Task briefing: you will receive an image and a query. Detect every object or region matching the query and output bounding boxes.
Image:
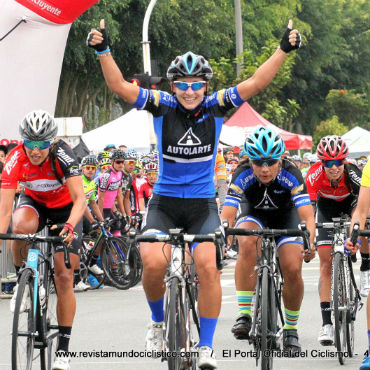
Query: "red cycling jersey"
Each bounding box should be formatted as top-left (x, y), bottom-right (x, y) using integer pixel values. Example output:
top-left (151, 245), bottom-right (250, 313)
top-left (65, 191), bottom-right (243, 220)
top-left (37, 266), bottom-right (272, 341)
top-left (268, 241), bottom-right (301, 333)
top-left (138, 182), bottom-right (154, 208)
top-left (305, 161), bottom-right (362, 202)
top-left (1, 141), bottom-right (80, 208)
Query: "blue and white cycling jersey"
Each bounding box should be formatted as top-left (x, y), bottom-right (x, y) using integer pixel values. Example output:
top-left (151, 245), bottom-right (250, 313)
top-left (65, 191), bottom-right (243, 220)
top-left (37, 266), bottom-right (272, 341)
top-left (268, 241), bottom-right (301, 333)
top-left (133, 86), bottom-right (244, 198)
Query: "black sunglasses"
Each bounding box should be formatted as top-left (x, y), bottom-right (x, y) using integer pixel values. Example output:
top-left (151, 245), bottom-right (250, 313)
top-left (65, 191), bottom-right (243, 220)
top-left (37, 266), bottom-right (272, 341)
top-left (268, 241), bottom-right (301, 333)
top-left (251, 159), bottom-right (279, 167)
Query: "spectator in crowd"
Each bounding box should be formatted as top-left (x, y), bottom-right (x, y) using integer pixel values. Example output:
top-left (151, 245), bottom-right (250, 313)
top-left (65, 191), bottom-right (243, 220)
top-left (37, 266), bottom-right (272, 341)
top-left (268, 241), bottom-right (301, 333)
top-left (215, 148), bottom-right (228, 212)
top-left (119, 144), bottom-right (128, 152)
top-left (224, 149), bottom-right (234, 162)
top-left (103, 144), bottom-right (116, 152)
top-left (6, 143), bottom-right (18, 157)
top-left (0, 145), bottom-right (7, 163)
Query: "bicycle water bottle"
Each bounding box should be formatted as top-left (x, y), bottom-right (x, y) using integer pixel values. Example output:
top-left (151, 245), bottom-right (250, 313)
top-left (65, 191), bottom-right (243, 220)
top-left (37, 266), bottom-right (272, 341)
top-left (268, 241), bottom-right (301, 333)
top-left (85, 241), bottom-right (94, 251)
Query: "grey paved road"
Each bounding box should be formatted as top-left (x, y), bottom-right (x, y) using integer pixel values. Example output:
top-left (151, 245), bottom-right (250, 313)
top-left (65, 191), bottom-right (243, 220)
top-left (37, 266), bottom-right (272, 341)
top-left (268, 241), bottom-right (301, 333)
top-left (0, 257), bottom-right (367, 370)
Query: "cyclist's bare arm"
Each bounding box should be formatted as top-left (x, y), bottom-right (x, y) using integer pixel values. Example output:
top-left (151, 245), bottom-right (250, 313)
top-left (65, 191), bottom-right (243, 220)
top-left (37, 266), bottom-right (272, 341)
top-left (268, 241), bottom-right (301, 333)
top-left (89, 199), bottom-right (104, 222)
top-left (65, 176), bottom-right (87, 228)
top-left (84, 206), bottom-right (95, 223)
top-left (220, 205), bottom-right (238, 246)
top-left (116, 187), bottom-right (126, 215)
top-left (98, 191), bottom-right (106, 214)
top-left (297, 203), bottom-right (316, 258)
top-left (138, 198), bottom-right (145, 213)
top-left (89, 19), bottom-right (139, 104)
top-left (237, 20), bottom-right (299, 101)
top-left (348, 186), bottom-right (370, 251)
top-left (0, 188), bottom-right (16, 233)
top-left (351, 186), bottom-right (370, 230)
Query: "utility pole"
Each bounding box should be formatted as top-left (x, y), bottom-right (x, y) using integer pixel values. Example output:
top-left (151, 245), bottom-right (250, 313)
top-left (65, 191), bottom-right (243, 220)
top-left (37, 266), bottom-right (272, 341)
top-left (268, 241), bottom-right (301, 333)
top-left (142, 0), bottom-right (158, 149)
top-left (234, 0), bottom-right (243, 78)
top-left (142, 0), bottom-right (158, 74)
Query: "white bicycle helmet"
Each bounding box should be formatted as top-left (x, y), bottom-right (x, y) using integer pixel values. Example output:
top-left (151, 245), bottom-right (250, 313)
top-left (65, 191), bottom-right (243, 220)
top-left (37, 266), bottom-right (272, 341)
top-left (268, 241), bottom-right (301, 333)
top-left (19, 110), bottom-right (58, 141)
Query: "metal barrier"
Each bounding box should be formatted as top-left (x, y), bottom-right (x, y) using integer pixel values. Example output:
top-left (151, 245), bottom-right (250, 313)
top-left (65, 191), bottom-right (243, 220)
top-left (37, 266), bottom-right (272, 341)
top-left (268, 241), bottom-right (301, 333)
top-left (1, 240), bottom-right (15, 278)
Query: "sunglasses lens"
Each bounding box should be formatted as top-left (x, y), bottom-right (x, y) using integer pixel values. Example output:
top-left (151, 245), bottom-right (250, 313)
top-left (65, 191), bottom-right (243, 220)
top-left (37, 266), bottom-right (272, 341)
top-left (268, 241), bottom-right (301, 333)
top-left (323, 160), bottom-right (343, 168)
top-left (24, 140), bottom-right (51, 150)
top-left (191, 82), bottom-right (205, 91)
top-left (174, 82), bottom-right (188, 91)
top-left (252, 159), bottom-right (278, 167)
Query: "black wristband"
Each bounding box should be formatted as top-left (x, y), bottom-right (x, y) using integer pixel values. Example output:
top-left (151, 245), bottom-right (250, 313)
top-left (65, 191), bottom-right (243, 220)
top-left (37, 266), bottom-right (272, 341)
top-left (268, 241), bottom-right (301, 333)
top-left (279, 28), bottom-right (301, 53)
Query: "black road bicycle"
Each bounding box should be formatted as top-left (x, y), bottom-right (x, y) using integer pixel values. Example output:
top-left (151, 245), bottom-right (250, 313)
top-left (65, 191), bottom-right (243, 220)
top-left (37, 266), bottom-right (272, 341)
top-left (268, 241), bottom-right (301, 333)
top-left (225, 222), bottom-right (310, 370)
top-left (130, 228), bottom-right (224, 370)
top-left (82, 219), bottom-right (142, 290)
top-left (317, 218), bottom-right (362, 365)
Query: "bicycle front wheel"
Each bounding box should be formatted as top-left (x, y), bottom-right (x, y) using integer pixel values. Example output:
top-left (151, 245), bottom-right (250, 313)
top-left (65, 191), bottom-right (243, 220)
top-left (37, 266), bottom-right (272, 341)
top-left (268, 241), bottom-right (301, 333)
top-left (101, 237), bottom-right (133, 290)
top-left (166, 277), bottom-right (187, 370)
top-left (12, 269), bottom-right (36, 370)
top-left (345, 262), bottom-right (355, 358)
top-left (332, 252), bottom-right (348, 364)
top-left (261, 267), bottom-right (274, 370)
top-left (40, 265), bottom-right (58, 370)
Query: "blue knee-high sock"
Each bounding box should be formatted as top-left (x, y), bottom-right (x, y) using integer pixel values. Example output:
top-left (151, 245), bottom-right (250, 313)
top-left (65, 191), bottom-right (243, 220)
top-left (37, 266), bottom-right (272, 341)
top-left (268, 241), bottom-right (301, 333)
top-left (199, 317), bottom-right (218, 349)
top-left (368, 330), bottom-right (370, 354)
top-left (147, 297), bottom-right (164, 322)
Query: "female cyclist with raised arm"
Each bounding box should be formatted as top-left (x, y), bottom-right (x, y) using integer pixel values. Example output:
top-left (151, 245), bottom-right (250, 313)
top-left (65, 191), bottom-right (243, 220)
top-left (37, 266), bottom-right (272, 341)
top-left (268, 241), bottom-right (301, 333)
top-left (87, 18), bottom-right (301, 369)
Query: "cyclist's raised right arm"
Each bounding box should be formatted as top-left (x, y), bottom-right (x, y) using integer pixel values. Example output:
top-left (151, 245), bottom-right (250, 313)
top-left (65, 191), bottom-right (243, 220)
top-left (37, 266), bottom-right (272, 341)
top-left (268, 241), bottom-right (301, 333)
top-left (88, 19), bottom-right (139, 105)
top-left (0, 188), bottom-right (16, 233)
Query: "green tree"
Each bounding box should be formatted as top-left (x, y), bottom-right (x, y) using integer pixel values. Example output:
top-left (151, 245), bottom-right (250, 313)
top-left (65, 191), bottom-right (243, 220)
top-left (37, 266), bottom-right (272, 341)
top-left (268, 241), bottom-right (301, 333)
top-left (326, 89), bottom-right (369, 128)
top-left (313, 115), bottom-right (348, 147)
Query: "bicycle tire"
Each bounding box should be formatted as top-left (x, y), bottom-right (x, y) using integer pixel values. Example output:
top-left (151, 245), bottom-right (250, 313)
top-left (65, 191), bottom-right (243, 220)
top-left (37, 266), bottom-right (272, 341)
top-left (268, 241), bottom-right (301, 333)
top-left (345, 267), bottom-right (355, 357)
top-left (167, 277), bottom-right (187, 370)
top-left (81, 236), bottom-right (105, 290)
top-left (333, 252), bottom-right (348, 364)
top-left (101, 237), bottom-right (133, 290)
top-left (42, 264), bottom-right (58, 370)
top-left (261, 267), bottom-right (274, 370)
top-left (12, 269), bottom-right (36, 370)
top-left (129, 244), bottom-right (143, 288)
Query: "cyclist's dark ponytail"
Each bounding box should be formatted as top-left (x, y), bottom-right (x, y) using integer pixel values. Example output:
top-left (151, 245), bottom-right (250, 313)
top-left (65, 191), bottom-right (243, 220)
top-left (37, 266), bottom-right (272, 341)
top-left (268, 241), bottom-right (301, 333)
top-left (343, 162), bottom-right (353, 195)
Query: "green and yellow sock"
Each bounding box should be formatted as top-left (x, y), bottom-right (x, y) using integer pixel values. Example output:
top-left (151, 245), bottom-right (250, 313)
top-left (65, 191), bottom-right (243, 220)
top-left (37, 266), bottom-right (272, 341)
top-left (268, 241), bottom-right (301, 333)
top-left (283, 308), bottom-right (300, 330)
top-left (236, 290), bottom-right (253, 318)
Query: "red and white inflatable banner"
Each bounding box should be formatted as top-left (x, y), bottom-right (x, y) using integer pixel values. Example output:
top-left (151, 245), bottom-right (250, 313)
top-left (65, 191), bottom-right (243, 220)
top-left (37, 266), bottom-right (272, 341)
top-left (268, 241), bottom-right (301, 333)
top-left (15, 0), bottom-right (98, 24)
top-left (0, 0), bottom-right (97, 143)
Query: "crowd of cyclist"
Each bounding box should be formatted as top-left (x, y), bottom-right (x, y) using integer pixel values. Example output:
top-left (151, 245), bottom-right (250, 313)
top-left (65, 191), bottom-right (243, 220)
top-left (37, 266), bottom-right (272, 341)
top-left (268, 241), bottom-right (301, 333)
top-left (1, 17), bottom-right (370, 370)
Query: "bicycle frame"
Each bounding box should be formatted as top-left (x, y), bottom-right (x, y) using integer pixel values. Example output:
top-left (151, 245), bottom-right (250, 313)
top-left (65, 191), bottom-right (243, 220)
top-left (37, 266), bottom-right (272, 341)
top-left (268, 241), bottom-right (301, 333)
top-left (250, 236), bottom-right (284, 344)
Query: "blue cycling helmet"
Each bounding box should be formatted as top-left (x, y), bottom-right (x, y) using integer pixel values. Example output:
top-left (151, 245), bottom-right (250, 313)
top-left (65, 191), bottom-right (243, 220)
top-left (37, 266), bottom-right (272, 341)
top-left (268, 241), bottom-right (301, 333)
top-left (244, 126), bottom-right (285, 160)
top-left (167, 51), bottom-right (213, 81)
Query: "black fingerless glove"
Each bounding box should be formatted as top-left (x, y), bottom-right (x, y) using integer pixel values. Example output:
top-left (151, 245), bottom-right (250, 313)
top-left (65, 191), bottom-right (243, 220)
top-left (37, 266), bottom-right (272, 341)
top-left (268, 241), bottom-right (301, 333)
top-left (279, 27), bottom-right (301, 53)
top-left (87, 27), bottom-right (110, 53)
top-left (91, 221), bottom-right (100, 230)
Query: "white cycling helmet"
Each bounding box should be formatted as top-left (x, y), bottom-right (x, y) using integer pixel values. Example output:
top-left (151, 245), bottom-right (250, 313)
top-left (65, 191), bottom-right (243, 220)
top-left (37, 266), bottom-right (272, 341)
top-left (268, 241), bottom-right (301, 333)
top-left (19, 110), bottom-right (58, 141)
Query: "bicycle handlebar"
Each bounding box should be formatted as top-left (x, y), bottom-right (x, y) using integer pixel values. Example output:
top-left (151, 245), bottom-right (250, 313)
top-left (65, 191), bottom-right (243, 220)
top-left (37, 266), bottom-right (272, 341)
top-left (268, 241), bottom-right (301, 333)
top-left (224, 221), bottom-right (311, 259)
top-left (0, 233), bottom-right (71, 268)
top-left (130, 228), bottom-right (225, 270)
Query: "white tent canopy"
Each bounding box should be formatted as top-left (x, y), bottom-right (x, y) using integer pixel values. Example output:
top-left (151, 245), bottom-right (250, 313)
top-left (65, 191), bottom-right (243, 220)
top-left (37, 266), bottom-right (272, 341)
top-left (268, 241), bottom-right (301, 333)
top-left (82, 109), bottom-right (155, 152)
top-left (342, 126), bottom-right (370, 158)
